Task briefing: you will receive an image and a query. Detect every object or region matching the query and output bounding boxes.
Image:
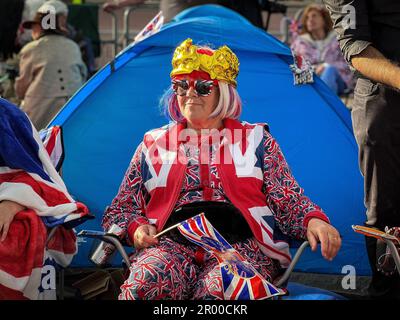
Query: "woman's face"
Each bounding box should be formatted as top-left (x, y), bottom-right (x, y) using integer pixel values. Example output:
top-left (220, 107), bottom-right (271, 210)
top-left (174, 74), bottom-right (220, 129)
top-left (306, 9), bottom-right (325, 34)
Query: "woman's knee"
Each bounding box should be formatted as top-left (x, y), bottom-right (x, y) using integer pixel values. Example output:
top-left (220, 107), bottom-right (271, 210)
top-left (119, 243), bottom-right (195, 300)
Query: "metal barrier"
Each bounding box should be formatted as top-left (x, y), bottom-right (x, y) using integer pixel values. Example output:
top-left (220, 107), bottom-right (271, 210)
top-left (123, 1), bottom-right (160, 48)
top-left (102, 11), bottom-right (119, 57)
top-left (99, 1), bottom-right (313, 64)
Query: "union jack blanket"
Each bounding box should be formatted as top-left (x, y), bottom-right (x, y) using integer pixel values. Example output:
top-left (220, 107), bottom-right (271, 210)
top-left (0, 98), bottom-right (90, 299)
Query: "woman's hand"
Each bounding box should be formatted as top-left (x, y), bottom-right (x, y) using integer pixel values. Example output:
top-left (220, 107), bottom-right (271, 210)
top-left (133, 224), bottom-right (159, 250)
top-left (306, 218), bottom-right (341, 261)
top-left (0, 200), bottom-right (25, 242)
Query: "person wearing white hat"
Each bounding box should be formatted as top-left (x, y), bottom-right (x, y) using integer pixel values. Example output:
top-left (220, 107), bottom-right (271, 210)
top-left (15, 0), bottom-right (87, 130)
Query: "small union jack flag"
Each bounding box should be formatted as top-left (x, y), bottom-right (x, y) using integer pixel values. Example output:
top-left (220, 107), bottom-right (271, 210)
top-left (289, 50), bottom-right (314, 85)
top-left (177, 213), bottom-right (286, 300)
top-left (134, 11), bottom-right (164, 43)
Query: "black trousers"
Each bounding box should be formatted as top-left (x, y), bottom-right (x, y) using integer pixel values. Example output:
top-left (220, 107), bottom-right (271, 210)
top-left (352, 78), bottom-right (400, 298)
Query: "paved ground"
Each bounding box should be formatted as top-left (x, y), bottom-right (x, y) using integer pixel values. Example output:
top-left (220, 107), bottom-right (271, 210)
top-left (290, 272), bottom-right (371, 300)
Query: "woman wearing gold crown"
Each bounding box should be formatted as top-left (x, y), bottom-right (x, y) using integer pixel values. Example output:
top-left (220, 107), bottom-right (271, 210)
top-left (102, 38), bottom-right (341, 300)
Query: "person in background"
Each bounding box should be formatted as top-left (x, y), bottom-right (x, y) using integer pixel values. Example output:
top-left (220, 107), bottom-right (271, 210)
top-left (19, 0), bottom-right (47, 47)
top-left (290, 4), bottom-right (353, 95)
top-left (15, 0), bottom-right (87, 130)
top-left (0, 97), bottom-right (90, 300)
top-left (323, 0), bottom-right (400, 299)
top-left (19, 0), bottom-right (96, 76)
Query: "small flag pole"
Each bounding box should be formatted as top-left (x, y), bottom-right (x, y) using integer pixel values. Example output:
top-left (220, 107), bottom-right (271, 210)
top-left (153, 222), bottom-right (181, 238)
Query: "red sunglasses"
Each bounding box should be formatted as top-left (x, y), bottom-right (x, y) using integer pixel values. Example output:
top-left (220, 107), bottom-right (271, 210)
top-left (172, 79), bottom-right (218, 97)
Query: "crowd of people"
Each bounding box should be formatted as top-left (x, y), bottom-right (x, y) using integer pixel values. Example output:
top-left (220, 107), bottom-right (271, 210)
top-left (0, 0), bottom-right (94, 130)
top-left (0, 0), bottom-right (399, 301)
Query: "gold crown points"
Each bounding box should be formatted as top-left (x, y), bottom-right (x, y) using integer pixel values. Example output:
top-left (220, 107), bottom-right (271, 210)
top-left (170, 38), bottom-right (239, 86)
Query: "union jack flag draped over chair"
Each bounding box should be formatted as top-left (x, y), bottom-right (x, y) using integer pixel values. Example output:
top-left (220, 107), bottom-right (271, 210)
top-left (0, 98), bottom-right (90, 299)
top-left (177, 213), bottom-right (286, 300)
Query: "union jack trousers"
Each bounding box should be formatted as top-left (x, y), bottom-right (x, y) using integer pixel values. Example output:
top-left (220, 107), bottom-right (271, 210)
top-left (119, 237), bottom-right (282, 300)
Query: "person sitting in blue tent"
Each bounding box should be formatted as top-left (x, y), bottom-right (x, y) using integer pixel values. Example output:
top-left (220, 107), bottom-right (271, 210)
top-left (102, 38), bottom-right (342, 300)
top-left (0, 97), bottom-right (90, 299)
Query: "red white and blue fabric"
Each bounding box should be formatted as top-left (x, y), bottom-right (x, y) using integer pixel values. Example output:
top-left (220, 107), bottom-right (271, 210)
top-left (39, 126), bottom-right (64, 173)
top-left (119, 237), bottom-right (281, 300)
top-left (134, 11), bottom-right (164, 43)
top-left (0, 98), bottom-right (89, 299)
top-left (177, 213), bottom-right (285, 300)
top-left (136, 119), bottom-right (328, 267)
top-left (103, 118), bottom-right (330, 270)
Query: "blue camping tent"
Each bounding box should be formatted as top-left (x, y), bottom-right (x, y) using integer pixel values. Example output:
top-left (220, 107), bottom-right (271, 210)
top-left (50, 5), bottom-right (369, 276)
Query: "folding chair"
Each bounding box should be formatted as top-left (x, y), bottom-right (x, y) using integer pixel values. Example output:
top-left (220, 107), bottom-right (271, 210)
top-left (77, 229), bottom-right (345, 300)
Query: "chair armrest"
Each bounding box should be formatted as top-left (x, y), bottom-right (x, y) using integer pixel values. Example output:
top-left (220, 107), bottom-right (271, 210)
top-left (274, 241), bottom-right (309, 287)
top-left (78, 230), bottom-right (132, 267)
top-left (383, 239), bottom-right (400, 274)
top-left (45, 214), bottom-right (95, 247)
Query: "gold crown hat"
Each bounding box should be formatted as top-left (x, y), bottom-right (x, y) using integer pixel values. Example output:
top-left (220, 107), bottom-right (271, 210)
top-left (170, 38), bottom-right (240, 87)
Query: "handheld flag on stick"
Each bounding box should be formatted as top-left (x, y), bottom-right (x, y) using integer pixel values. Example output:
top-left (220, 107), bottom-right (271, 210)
top-left (134, 11), bottom-right (164, 43)
top-left (177, 213), bottom-right (286, 300)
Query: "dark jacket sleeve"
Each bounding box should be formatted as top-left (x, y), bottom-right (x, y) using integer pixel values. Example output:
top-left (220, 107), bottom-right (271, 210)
top-left (323, 0), bottom-right (372, 66)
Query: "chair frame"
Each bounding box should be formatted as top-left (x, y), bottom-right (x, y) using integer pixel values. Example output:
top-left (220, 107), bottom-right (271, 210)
top-left (382, 239), bottom-right (400, 276)
top-left (78, 230), bottom-right (311, 291)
